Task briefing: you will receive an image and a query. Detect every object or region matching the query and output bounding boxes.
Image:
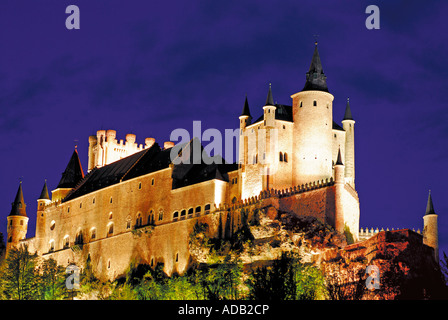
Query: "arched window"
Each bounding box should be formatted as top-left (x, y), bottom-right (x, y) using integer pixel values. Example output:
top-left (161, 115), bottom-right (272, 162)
top-left (188, 208), bottom-right (193, 217)
top-left (284, 153), bottom-right (288, 163)
top-left (136, 212), bottom-right (143, 227)
top-left (49, 240), bottom-right (55, 252)
top-left (204, 204), bottom-right (211, 214)
top-left (195, 206), bottom-right (201, 216)
top-left (173, 211), bottom-right (179, 221)
top-left (108, 223), bottom-right (114, 235)
top-left (180, 210), bottom-right (186, 220)
top-left (91, 228), bottom-right (96, 240)
top-left (279, 152), bottom-right (283, 162)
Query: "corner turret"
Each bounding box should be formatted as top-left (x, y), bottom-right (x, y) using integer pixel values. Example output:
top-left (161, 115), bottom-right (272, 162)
top-left (263, 84), bottom-right (276, 127)
top-left (341, 97), bottom-right (355, 188)
top-left (6, 182), bottom-right (29, 251)
top-left (423, 190), bottom-right (439, 263)
top-left (52, 148), bottom-right (84, 202)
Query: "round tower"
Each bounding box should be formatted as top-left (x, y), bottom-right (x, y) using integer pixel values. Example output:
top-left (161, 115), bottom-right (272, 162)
top-left (6, 182), bottom-right (29, 251)
top-left (341, 98), bottom-right (355, 188)
top-left (423, 190), bottom-right (439, 263)
top-left (239, 95), bottom-right (252, 166)
top-left (333, 148), bottom-right (345, 234)
top-left (292, 42), bottom-right (334, 185)
top-left (88, 135), bottom-right (98, 172)
top-left (36, 180), bottom-right (51, 252)
top-left (263, 84), bottom-right (276, 128)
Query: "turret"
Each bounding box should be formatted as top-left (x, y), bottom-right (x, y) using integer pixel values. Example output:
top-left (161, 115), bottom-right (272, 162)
top-left (423, 191), bottom-right (439, 263)
top-left (36, 180), bottom-right (51, 253)
top-left (263, 84), bottom-right (276, 128)
top-left (6, 182), bottom-right (29, 251)
top-left (334, 148), bottom-right (345, 234)
top-left (292, 42), bottom-right (334, 185)
top-left (342, 98), bottom-right (355, 188)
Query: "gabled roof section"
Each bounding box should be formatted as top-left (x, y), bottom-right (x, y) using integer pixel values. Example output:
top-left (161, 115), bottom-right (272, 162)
top-left (332, 121), bottom-right (344, 131)
top-left (63, 146), bottom-right (155, 202)
top-left (57, 149), bottom-right (85, 189)
top-left (302, 42), bottom-right (329, 93)
top-left (9, 182), bottom-right (27, 217)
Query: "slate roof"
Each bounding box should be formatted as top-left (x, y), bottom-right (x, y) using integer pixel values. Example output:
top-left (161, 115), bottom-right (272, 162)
top-left (57, 149), bottom-right (85, 189)
top-left (62, 140), bottom-right (237, 202)
top-left (302, 43), bottom-right (329, 93)
top-left (9, 182), bottom-right (27, 217)
top-left (38, 181), bottom-right (50, 200)
top-left (425, 191), bottom-right (436, 215)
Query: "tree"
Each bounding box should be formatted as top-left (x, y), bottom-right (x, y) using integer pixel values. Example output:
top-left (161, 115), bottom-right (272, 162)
top-left (0, 244), bottom-right (39, 300)
top-left (37, 258), bottom-right (67, 299)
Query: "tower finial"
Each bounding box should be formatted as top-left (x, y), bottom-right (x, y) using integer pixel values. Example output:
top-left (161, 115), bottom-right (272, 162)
top-left (265, 83), bottom-right (274, 106)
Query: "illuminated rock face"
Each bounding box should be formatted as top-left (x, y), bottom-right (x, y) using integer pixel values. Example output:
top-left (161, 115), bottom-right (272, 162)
top-left (7, 44), bottom-right (363, 281)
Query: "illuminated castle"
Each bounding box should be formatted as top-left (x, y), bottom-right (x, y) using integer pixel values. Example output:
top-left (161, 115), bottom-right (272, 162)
top-left (5, 43), bottom-right (438, 279)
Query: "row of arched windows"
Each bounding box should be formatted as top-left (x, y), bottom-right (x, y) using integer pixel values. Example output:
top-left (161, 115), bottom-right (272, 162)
top-left (172, 204), bottom-right (211, 221)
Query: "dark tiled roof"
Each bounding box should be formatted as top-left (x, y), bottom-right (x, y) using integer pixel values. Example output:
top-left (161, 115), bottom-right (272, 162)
top-left (57, 149), bottom-right (85, 189)
top-left (38, 181), bottom-right (50, 200)
top-left (241, 95), bottom-right (251, 117)
top-left (9, 182), bottom-right (27, 217)
top-left (332, 121), bottom-right (344, 131)
top-left (302, 43), bottom-right (329, 93)
top-left (343, 98), bottom-right (354, 120)
top-left (425, 191), bottom-right (436, 215)
top-left (265, 84), bottom-right (274, 106)
top-left (62, 140), bottom-right (236, 202)
top-left (253, 104), bottom-right (293, 124)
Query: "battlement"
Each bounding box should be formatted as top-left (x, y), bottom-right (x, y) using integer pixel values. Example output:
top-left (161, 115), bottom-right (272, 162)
top-left (88, 130), bottom-right (156, 171)
top-left (359, 227), bottom-right (422, 242)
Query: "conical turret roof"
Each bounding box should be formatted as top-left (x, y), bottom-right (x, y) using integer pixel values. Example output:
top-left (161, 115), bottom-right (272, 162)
top-left (9, 182), bottom-right (27, 217)
top-left (38, 180), bottom-right (50, 200)
top-left (343, 98), bottom-right (354, 120)
top-left (335, 147), bottom-right (344, 165)
top-left (57, 148), bottom-right (85, 189)
top-left (240, 95), bottom-right (251, 117)
top-left (302, 42), bottom-right (329, 93)
top-left (425, 191), bottom-right (436, 215)
top-left (265, 83), bottom-right (275, 106)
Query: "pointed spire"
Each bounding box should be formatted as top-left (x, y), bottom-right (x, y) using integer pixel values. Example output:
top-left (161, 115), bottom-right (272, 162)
top-left (240, 94), bottom-right (252, 117)
top-left (302, 42), bottom-right (329, 93)
top-left (9, 181), bottom-right (27, 217)
top-left (343, 97), bottom-right (354, 120)
top-left (265, 83), bottom-right (275, 106)
top-left (425, 190), bottom-right (436, 215)
top-left (38, 180), bottom-right (50, 200)
top-left (335, 147), bottom-right (343, 165)
top-left (57, 148), bottom-right (85, 189)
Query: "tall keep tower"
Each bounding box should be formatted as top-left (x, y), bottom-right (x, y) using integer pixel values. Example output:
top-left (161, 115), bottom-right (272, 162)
top-left (292, 42), bottom-right (334, 185)
top-left (6, 182), bottom-right (29, 251)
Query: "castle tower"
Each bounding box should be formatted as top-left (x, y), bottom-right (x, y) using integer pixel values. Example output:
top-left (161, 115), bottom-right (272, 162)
top-left (291, 42), bottom-right (334, 185)
top-left (36, 181), bottom-right (51, 252)
top-left (52, 147), bottom-right (85, 202)
top-left (423, 191), bottom-right (439, 263)
top-left (263, 84), bottom-right (276, 128)
top-left (342, 98), bottom-right (355, 188)
top-left (238, 95), bottom-right (252, 166)
top-left (333, 148), bottom-right (345, 234)
top-left (6, 182), bottom-right (29, 251)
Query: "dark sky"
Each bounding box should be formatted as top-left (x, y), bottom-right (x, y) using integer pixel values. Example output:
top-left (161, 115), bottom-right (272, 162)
top-left (1, 1), bottom-right (447, 260)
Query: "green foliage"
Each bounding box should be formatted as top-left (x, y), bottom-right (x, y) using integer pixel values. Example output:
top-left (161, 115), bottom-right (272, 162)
top-left (344, 225), bottom-right (355, 245)
top-left (246, 252), bottom-right (327, 300)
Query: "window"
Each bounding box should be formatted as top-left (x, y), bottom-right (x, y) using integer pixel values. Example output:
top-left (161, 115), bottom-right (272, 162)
top-left (151, 178), bottom-right (155, 186)
top-left (126, 220), bottom-right (131, 229)
top-left (173, 211), bottom-right (179, 221)
top-left (75, 232), bottom-right (83, 245)
top-left (63, 236), bottom-right (70, 248)
top-left (188, 208), bottom-right (193, 217)
top-left (79, 202), bottom-right (82, 209)
top-left (107, 260), bottom-right (111, 269)
top-left (204, 204), bottom-right (211, 214)
top-left (195, 206), bottom-right (201, 216)
top-left (175, 253), bottom-right (179, 263)
top-left (110, 197), bottom-right (113, 204)
top-left (313, 100), bottom-right (317, 106)
top-left (50, 220), bottom-right (56, 231)
top-left (109, 212), bottom-right (113, 220)
top-left (49, 240), bottom-right (55, 252)
top-left (279, 152), bottom-right (283, 162)
top-left (158, 209), bottom-right (163, 221)
top-left (93, 197), bottom-right (96, 204)
top-left (299, 101), bottom-right (302, 108)
top-left (148, 212), bottom-right (154, 225)
top-left (67, 206), bottom-right (70, 213)
top-left (136, 213), bottom-right (143, 227)
top-left (20, 220), bottom-right (23, 226)
top-left (180, 210), bottom-right (186, 219)
top-left (284, 153), bottom-right (288, 163)
top-left (91, 228), bottom-right (96, 240)
top-left (138, 182), bottom-right (142, 190)
top-left (108, 223), bottom-right (114, 235)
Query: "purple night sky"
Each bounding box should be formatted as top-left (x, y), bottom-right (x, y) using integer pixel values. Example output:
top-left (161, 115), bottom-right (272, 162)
top-left (0, 1), bottom-right (447, 259)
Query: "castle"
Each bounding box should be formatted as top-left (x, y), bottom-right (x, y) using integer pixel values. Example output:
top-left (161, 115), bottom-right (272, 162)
top-left (5, 43), bottom-right (439, 280)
